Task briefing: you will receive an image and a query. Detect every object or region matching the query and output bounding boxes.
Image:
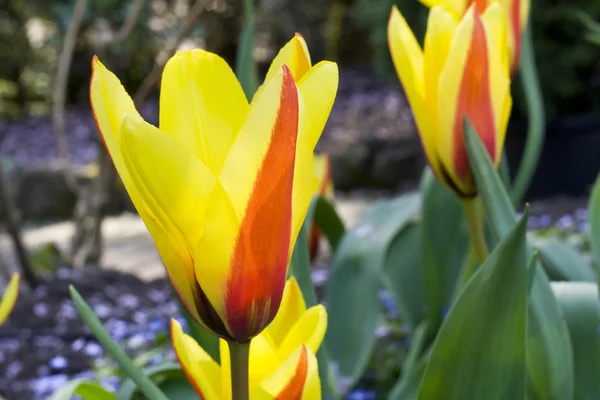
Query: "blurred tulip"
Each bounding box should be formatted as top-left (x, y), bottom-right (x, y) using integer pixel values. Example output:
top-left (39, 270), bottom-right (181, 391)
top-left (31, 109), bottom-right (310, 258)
top-left (90, 38), bottom-right (337, 342)
top-left (172, 277), bottom-right (326, 399)
top-left (419, 0), bottom-right (529, 71)
top-left (388, 4), bottom-right (512, 197)
top-left (0, 273), bottom-right (19, 326)
top-left (309, 154), bottom-right (334, 260)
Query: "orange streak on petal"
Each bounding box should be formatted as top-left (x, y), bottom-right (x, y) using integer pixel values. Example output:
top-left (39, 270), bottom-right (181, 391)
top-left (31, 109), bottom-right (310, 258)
top-left (275, 346), bottom-right (309, 400)
top-left (225, 66), bottom-right (299, 341)
top-left (452, 11), bottom-right (496, 184)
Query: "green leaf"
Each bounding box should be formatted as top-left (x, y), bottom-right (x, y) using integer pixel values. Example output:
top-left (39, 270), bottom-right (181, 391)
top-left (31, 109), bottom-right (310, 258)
top-left (417, 210), bottom-right (529, 400)
top-left (384, 221), bottom-right (426, 333)
top-left (534, 237), bottom-right (596, 282)
top-left (117, 364), bottom-right (189, 400)
top-left (388, 323), bottom-right (429, 400)
top-left (588, 174), bottom-right (600, 280)
top-left (50, 379), bottom-right (115, 400)
top-left (325, 193), bottom-right (421, 386)
top-left (551, 282), bottom-right (600, 400)
top-left (311, 196), bottom-right (346, 254)
top-left (464, 121), bottom-right (574, 400)
top-left (69, 286), bottom-right (170, 400)
top-left (420, 168), bottom-right (468, 332)
top-left (235, 0), bottom-right (258, 100)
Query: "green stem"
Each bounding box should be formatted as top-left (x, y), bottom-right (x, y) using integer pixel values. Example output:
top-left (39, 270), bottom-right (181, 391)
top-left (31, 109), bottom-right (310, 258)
top-left (462, 197), bottom-right (488, 285)
top-left (228, 341), bottom-right (251, 400)
top-left (510, 24), bottom-right (546, 205)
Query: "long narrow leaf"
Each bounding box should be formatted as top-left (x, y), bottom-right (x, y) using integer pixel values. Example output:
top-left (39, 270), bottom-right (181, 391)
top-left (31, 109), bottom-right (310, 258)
top-left (70, 286), bottom-right (170, 400)
top-left (50, 379), bottom-right (115, 400)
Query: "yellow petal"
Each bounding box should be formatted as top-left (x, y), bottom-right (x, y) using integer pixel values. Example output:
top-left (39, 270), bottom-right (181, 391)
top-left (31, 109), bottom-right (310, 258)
top-left (277, 305), bottom-right (328, 360)
top-left (89, 57), bottom-right (143, 208)
top-left (253, 346), bottom-right (320, 400)
top-left (119, 116), bottom-right (216, 253)
top-left (313, 154), bottom-right (334, 198)
top-left (171, 319), bottom-right (221, 400)
top-left (436, 6), bottom-right (475, 189)
top-left (159, 50), bottom-right (249, 174)
top-left (0, 273), bottom-right (19, 326)
top-left (264, 34), bottom-right (312, 84)
top-left (265, 277), bottom-right (307, 348)
top-left (481, 2), bottom-right (512, 164)
top-left (387, 6), bottom-right (441, 177)
top-left (423, 6), bottom-right (458, 148)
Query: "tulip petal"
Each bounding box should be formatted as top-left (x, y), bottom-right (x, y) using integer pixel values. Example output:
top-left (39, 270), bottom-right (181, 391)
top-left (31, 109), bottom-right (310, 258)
top-left (119, 116), bottom-right (215, 252)
top-left (90, 58), bottom-right (208, 328)
top-left (265, 277), bottom-right (307, 348)
top-left (89, 57), bottom-right (143, 206)
top-left (196, 66), bottom-right (299, 341)
top-left (438, 7), bottom-right (496, 196)
top-left (264, 34), bottom-right (312, 84)
top-left (159, 50), bottom-right (249, 174)
top-left (482, 3), bottom-right (512, 162)
top-left (314, 154), bottom-right (334, 198)
top-left (253, 345), bottom-right (320, 400)
top-left (0, 273), bottom-right (19, 326)
top-left (388, 7), bottom-right (441, 178)
top-left (277, 305), bottom-right (327, 360)
top-left (171, 319), bottom-right (221, 400)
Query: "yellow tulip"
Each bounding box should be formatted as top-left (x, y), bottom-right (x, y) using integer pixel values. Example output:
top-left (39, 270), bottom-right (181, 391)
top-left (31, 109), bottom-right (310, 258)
top-left (89, 36), bottom-right (338, 342)
top-left (171, 277), bottom-right (326, 399)
top-left (419, 0), bottom-right (530, 71)
top-left (0, 273), bottom-right (19, 326)
top-left (309, 154), bottom-right (333, 260)
top-left (388, 3), bottom-right (512, 197)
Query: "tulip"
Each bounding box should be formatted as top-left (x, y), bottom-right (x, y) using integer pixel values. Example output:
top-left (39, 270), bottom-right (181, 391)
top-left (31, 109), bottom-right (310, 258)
top-left (388, 3), bottom-right (512, 197)
top-left (419, 0), bottom-right (529, 71)
top-left (0, 273), bottom-right (19, 326)
top-left (90, 38), bottom-right (337, 342)
top-left (171, 277), bottom-right (326, 399)
top-left (309, 154), bottom-right (334, 260)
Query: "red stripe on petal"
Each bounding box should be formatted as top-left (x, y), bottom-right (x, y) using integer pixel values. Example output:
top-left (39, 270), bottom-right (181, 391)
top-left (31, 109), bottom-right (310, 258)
top-left (452, 11), bottom-right (496, 187)
top-left (276, 346), bottom-right (309, 400)
top-left (225, 66), bottom-right (299, 341)
top-left (510, 0), bottom-right (522, 70)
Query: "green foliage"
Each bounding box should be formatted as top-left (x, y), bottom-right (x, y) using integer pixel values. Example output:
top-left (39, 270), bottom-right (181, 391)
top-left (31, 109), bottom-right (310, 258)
top-left (417, 210), bottom-right (529, 400)
top-left (325, 193), bottom-right (420, 387)
top-left (49, 379), bottom-right (116, 400)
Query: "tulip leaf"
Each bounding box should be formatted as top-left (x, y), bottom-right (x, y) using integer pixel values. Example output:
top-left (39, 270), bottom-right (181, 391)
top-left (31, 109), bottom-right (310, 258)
top-left (236, 0), bottom-right (258, 100)
top-left (550, 282), bottom-right (600, 400)
top-left (388, 323), bottom-right (429, 400)
top-left (50, 379), bottom-right (115, 400)
top-left (383, 221), bottom-right (426, 333)
top-left (420, 168), bottom-right (468, 333)
top-left (325, 193), bottom-right (421, 387)
top-left (117, 363), bottom-right (190, 400)
top-left (464, 120), bottom-right (574, 399)
top-left (417, 210), bottom-right (529, 400)
top-left (588, 174), bottom-right (600, 280)
top-left (533, 237), bottom-right (596, 282)
top-left (311, 196), bottom-right (345, 254)
top-left (69, 286), bottom-right (170, 400)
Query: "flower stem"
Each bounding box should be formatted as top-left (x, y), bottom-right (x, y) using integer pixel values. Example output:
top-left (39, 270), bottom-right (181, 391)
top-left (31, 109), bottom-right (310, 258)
top-left (462, 197), bottom-right (488, 286)
top-left (228, 340), bottom-right (251, 400)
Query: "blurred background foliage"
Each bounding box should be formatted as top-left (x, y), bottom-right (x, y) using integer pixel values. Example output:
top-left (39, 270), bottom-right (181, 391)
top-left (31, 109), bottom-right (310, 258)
top-left (0, 0), bottom-right (599, 119)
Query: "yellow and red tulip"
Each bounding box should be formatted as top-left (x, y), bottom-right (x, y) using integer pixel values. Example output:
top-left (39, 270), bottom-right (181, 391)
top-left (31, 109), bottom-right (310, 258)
top-left (309, 154), bottom-right (334, 260)
top-left (0, 273), bottom-right (19, 326)
top-left (388, 3), bottom-right (512, 197)
top-left (171, 277), bottom-right (326, 399)
top-left (419, 0), bottom-right (530, 71)
top-left (90, 37), bottom-right (337, 342)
